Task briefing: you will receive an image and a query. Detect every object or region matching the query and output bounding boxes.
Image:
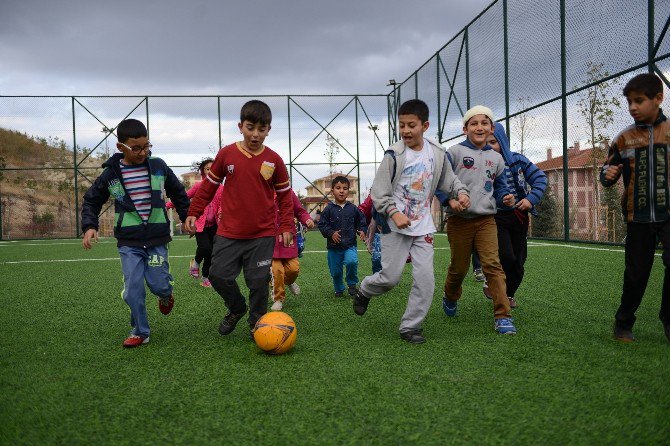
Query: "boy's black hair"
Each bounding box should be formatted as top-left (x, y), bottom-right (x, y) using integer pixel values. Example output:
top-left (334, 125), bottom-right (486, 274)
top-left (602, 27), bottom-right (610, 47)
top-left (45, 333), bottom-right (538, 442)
top-left (198, 158), bottom-right (214, 176)
top-left (240, 100), bottom-right (272, 125)
top-left (398, 99), bottom-right (429, 123)
top-left (117, 119), bottom-right (147, 143)
top-left (331, 175), bottom-right (350, 188)
top-left (623, 73), bottom-right (663, 99)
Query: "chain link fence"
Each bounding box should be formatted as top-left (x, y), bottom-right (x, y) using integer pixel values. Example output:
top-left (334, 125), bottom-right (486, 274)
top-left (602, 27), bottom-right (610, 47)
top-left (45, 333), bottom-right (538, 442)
top-left (391, 0), bottom-right (669, 243)
top-left (1, 0), bottom-right (668, 242)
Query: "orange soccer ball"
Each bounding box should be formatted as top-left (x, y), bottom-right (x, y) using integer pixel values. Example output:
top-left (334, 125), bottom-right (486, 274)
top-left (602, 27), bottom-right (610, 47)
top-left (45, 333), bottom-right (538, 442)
top-left (253, 311), bottom-right (297, 354)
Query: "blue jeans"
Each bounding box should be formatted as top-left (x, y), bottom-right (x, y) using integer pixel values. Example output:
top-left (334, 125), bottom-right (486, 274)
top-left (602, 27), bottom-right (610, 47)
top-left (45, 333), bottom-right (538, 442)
top-left (371, 233), bottom-right (382, 274)
top-left (118, 244), bottom-right (173, 338)
top-left (327, 246), bottom-right (359, 293)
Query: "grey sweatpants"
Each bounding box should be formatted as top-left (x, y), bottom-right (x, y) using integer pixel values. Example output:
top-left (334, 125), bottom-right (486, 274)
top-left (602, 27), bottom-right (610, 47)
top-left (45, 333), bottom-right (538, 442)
top-left (359, 230), bottom-right (435, 333)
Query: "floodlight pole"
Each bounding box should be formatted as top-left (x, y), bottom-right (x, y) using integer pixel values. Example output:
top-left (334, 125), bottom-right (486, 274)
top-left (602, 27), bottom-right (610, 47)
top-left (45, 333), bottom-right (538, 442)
top-left (368, 124), bottom-right (379, 172)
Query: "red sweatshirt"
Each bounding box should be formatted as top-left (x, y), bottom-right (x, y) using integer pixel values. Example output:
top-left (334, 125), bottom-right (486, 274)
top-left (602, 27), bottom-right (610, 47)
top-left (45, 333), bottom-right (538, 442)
top-left (188, 142), bottom-right (293, 239)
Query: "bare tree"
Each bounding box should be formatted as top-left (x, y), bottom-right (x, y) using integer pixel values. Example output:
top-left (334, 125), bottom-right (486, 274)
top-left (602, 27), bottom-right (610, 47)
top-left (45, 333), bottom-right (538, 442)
top-left (324, 134), bottom-right (340, 176)
top-left (576, 62), bottom-right (621, 239)
top-left (512, 96), bottom-right (536, 156)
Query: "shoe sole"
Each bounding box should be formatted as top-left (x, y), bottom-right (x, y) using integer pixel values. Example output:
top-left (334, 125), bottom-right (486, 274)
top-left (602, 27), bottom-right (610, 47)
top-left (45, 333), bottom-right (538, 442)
top-left (123, 337), bottom-right (149, 348)
top-left (614, 336), bottom-right (635, 343)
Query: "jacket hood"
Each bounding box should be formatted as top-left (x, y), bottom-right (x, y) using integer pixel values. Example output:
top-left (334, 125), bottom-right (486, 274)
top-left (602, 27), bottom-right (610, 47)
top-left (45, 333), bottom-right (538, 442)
top-left (460, 138), bottom-right (494, 152)
top-left (388, 137), bottom-right (444, 156)
top-left (493, 122), bottom-right (513, 167)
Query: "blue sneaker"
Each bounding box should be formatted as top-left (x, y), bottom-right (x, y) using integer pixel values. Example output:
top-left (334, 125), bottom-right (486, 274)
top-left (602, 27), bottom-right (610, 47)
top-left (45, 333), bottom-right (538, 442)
top-left (442, 296), bottom-right (457, 317)
top-left (494, 318), bottom-right (517, 335)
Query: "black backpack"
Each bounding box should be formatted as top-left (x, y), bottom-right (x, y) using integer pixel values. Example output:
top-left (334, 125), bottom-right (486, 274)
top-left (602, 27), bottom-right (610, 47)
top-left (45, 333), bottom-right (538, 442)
top-left (371, 150), bottom-right (397, 234)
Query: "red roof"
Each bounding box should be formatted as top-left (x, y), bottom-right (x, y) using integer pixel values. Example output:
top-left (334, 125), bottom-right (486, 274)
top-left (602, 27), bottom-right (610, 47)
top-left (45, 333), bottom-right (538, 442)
top-left (536, 147), bottom-right (607, 172)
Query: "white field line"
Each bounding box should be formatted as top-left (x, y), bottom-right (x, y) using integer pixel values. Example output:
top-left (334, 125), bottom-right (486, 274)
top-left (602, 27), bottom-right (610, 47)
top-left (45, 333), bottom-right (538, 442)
top-left (0, 241), bottom-right (660, 265)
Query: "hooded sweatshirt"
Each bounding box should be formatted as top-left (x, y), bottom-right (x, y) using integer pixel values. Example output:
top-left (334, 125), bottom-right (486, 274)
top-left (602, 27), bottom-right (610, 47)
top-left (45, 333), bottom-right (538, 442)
top-left (441, 138), bottom-right (510, 218)
top-left (492, 123), bottom-right (547, 215)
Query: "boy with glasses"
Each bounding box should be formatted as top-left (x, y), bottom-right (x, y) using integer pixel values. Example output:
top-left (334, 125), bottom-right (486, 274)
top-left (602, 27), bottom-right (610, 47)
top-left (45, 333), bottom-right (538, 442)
top-left (81, 118), bottom-right (190, 348)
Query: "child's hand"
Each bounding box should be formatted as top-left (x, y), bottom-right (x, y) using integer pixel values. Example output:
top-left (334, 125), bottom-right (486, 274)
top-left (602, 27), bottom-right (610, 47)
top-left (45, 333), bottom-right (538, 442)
top-left (458, 193), bottom-right (470, 210)
top-left (604, 164), bottom-right (623, 182)
top-left (502, 194), bottom-right (516, 207)
top-left (183, 216), bottom-right (197, 234)
top-left (331, 230), bottom-right (341, 244)
top-left (82, 229), bottom-right (98, 250)
top-left (515, 198), bottom-right (532, 212)
top-left (391, 212), bottom-right (411, 229)
top-left (279, 231), bottom-right (293, 248)
top-left (448, 198), bottom-right (465, 213)
top-left (305, 219), bottom-right (315, 229)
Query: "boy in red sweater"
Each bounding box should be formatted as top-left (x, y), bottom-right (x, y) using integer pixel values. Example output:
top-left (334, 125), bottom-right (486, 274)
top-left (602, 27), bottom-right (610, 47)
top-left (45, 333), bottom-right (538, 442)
top-left (184, 100), bottom-right (294, 338)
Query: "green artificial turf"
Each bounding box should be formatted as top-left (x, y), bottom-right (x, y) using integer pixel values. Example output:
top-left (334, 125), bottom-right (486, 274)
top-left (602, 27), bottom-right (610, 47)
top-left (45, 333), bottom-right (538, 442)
top-left (0, 234), bottom-right (668, 445)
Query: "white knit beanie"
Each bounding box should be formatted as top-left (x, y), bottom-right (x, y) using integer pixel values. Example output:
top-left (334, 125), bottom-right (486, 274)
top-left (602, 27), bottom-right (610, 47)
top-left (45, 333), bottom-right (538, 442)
top-left (462, 105), bottom-right (494, 125)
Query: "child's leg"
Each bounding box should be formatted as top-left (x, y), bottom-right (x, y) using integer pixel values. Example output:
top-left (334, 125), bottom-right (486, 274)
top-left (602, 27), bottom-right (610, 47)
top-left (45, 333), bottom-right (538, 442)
top-left (472, 250), bottom-right (482, 271)
top-left (474, 216), bottom-right (510, 319)
top-left (327, 249), bottom-right (346, 293)
top-left (241, 237), bottom-right (275, 327)
top-left (344, 246), bottom-right (359, 286)
top-left (118, 246), bottom-right (150, 338)
top-left (284, 258), bottom-right (300, 286)
top-left (617, 222), bottom-right (660, 329)
top-left (144, 244), bottom-right (174, 299)
top-left (360, 231), bottom-right (412, 297)
top-left (371, 232), bottom-right (382, 273)
top-left (196, 225), bottom-right (217, 278)
top-left (399, 234), bottom-right (435, 333)
top-left (444, 216), bottom-right (475, 301)
top-left (507, 213), bottom-right (529, 297)
top-left (271, 259), bottom-right (286, 303)
top-left (209, 236), bottom-right (246, 315)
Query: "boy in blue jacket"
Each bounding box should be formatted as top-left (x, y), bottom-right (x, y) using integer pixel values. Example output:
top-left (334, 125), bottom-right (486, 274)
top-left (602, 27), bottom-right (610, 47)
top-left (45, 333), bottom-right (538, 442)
top-left (81, 119), bottom-right (190, 348)
top-left (486, 122), bottom-right (546, 308)
top-left (318, 175), bottom-right (366, 297)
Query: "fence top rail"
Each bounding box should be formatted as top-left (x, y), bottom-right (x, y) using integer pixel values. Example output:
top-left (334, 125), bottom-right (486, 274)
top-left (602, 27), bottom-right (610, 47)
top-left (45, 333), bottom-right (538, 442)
top-left (0, 94), bottom-right (390, 99)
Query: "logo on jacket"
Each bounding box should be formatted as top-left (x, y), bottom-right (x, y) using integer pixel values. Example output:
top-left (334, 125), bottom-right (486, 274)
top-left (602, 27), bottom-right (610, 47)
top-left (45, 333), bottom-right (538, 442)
top-left (108, 179), bottom-right (125, 200)
top-left (463, 157), bottom-right (474, 169)
top-left (424, 234), bottom-right (434, 244)
top-left (484, 180), bottom-right (493, 192)
top-left (227, 165), bottom-right (234, 175)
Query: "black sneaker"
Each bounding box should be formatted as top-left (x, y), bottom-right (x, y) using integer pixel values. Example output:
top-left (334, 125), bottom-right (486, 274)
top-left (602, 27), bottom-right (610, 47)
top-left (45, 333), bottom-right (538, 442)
top-left (218, 311), bottom-right (246, 335)
top-left (613, 324), bottom-right (635, 343)
top-left (400, 329), bottom-right (426, 344)
top-left (663, 323), bottom-right (670, 343)
top-left (353, 290), bottom-right (370, 316)
top-left (348, 285), bottom-right (359, 296)
top-left (335, 291), bottom-right (344, 298)
top-left (249, 325), bottom-right (256, 342)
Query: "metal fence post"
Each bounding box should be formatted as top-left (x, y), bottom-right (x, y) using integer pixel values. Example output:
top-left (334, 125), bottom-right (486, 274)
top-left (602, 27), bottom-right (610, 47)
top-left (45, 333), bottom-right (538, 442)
top-left (504, 0), bottom-right (511, 135)
top-left (649, 0), bottom-right (654, 73)
top-left (72, 97), bottom-right (80, 238)
top-left (561, 0), bottom-right (570, 241)
top-left (465, 27), bottom-right (471, 109)
top-left (287, 96), bottom-right (293, 185)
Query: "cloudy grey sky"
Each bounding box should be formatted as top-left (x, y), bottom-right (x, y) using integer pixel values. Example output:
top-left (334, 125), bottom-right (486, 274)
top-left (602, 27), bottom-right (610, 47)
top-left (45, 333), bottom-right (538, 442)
top-left (0, 0), bottom-right (491, 95)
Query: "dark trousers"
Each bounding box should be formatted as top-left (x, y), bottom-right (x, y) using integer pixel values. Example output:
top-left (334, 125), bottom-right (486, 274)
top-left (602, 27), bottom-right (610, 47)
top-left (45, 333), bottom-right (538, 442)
top-left (195, 225), bottom-right (217, 278)
top-left (209, 235), bottom-right (274, 327)
top-left (616, 220), bottom-right (670, 330)
top-left (495, 210), bottom-right (529, 298)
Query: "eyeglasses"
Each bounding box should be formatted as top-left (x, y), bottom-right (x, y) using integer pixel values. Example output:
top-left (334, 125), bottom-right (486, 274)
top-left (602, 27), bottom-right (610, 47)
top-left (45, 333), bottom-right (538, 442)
top-left (120, 142), bottom-right (153, 153)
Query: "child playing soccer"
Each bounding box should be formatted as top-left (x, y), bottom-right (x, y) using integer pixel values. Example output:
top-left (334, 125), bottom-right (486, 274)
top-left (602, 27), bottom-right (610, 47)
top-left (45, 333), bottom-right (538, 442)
top-left (440, 105), bottom-right (517, 335)
top-left (184, 100), bottom-right (294, 339)
top-left (352, 99), bottom-right (470, 344)
top-left (600, 73), bottom-right (670, 343)
top-left (318, 176), bottom-right (367, 297)
top-left (270, 189), bottom-right (314, 311)
top-left (81, 118), bottom-right (190, 348)
top-left (168, 158), bottom-right (223, 287)
top-left (486, 122), bottom-right (546, 308)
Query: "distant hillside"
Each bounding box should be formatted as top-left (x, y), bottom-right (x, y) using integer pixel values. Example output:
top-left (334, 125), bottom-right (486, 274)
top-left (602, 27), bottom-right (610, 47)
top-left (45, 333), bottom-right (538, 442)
top-left (0, 127), bottom-right (112, 239)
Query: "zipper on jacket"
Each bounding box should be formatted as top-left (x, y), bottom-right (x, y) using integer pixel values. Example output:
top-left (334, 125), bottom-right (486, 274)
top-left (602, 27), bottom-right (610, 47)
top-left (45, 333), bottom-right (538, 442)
top-left (649, 126), bottom-right (656, 222)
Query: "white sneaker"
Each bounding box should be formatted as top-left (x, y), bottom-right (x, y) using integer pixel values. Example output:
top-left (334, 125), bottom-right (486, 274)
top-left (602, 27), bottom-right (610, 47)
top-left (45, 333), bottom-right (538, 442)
top-left (271, 300), bottom-right (283, 311)
top-left (288, 283), bottom-right (301, 295)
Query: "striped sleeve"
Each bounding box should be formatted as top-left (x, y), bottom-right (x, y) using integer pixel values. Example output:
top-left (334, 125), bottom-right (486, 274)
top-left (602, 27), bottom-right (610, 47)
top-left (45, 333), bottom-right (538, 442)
top-left (272, 153), bottom-right (294, 232)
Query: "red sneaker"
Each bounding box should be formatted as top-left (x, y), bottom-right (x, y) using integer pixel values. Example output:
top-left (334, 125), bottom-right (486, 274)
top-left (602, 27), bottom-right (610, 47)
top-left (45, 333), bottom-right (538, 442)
top-left (123, 335), bottom-right (149, 348)
top-left (158, 294), bottom-right (174, 315)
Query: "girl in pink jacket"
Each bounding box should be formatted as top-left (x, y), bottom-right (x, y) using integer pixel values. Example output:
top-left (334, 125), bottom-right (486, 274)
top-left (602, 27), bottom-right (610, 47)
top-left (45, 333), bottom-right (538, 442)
top-left (270, 190), bottom-right (314, 311)
top-left (169, 159), bottom-right (223, 287)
